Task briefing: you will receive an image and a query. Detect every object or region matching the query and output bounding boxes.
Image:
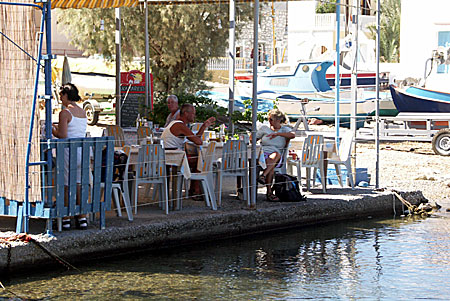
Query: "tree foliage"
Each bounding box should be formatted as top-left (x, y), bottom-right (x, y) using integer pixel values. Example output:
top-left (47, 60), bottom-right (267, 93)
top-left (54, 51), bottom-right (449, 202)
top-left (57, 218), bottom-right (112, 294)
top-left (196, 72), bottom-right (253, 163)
top-left (57, 4), bottom-right (252, 94)
top-left (368, 0), bottom-right (401, 63)
top-left (316, 0), bottom-right (336, 14)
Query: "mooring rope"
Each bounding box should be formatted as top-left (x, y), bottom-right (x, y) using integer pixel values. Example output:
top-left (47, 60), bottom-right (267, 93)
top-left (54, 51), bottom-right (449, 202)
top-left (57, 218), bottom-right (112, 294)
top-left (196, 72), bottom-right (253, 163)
top-left (0, 233), bottom-right (78, 272)
top-left (0, 280), bottom-right (24, 299)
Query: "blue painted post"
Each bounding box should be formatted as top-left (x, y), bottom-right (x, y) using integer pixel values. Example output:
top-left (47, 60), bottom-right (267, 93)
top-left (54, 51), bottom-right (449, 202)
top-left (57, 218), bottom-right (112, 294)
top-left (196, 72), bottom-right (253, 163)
top-left (55, 141), bottom-right (65, 217)
top-left (80, 139), bottom-right (92, 215)
top-left (23, 2), bottom-right (45, 233)
top-left (44, 1), bottom-right (53, 140)
top-left (68, 142), bottom-right (79, 216)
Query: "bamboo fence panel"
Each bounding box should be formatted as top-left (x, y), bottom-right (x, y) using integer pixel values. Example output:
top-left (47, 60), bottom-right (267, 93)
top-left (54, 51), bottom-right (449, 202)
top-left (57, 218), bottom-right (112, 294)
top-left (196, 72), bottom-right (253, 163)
top-left (0, 1), bottom-right (41, 203)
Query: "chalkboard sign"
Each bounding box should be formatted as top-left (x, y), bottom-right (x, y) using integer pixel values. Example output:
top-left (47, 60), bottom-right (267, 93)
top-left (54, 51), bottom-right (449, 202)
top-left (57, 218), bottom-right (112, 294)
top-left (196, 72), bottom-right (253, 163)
top-left (120, 85), bottom-right (145, 128)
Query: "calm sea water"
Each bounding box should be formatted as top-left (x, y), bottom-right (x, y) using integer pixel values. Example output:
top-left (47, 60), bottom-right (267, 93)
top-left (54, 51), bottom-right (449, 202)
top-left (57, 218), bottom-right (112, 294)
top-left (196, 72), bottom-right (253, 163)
top-left (1, 214), bottom-right (449, 300)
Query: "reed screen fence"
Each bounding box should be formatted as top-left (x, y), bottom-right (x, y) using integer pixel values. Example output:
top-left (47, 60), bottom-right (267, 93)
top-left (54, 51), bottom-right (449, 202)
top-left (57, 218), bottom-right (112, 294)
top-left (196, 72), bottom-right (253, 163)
top-left (0, 1), bottom-right (41, 203)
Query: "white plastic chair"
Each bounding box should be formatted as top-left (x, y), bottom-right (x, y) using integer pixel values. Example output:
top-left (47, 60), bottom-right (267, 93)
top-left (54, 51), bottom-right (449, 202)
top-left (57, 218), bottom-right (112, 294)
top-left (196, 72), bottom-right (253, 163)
top-left (190, 123), bottom-right (203, 132)
top-left (111, 146), bottom-right (133, 221)
top-left (177, 141), bottom-right (217, 210)
top-left (215, 140), bottom-right (249, 206)
top-left (274, 141), bottom-right (290, 175)
top-left (301, 134), bottom-right (326, 193)
top-left (328, 132), bottom-right (355, 189)
top-left (287, 154), bottom-right (302, 183)
top-left (273, 124), bottom-right (297, 176)
top-left (92, 146), bottom-right (133, 221)
top-left (137, 126), bottom-right (152, 145)
top-left (287, 117), bottom-right (305, 181)
top-left (134, 144), bottom-right (169, 214)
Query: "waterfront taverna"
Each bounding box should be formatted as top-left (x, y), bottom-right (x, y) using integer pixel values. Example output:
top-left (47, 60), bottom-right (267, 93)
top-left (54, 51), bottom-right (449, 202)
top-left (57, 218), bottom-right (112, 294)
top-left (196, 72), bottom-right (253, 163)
top-left (0, 0), bottom-right (431, 274)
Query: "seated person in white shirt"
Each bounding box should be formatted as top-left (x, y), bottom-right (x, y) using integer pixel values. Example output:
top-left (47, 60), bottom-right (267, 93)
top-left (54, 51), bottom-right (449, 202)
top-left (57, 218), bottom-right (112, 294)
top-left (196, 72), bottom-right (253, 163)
top-left (164, 95), bottom-right (180, 128)
top-left (253, 109), bottom-right (294, 202)
top-left (161, 103), bottom-right (215, 199)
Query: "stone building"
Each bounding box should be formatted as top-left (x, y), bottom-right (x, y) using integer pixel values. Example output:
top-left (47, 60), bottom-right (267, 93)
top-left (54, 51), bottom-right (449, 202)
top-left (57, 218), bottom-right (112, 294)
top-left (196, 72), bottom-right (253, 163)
top-left (235, 2), bottom-right (289, 68)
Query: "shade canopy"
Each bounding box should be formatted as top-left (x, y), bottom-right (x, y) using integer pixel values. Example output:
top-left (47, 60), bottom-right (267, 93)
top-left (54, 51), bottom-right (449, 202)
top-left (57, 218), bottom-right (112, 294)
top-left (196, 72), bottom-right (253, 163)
top-left (49, 0), bottom-right (295, 9)
top-left (49, 0), bottom-right (138, 8)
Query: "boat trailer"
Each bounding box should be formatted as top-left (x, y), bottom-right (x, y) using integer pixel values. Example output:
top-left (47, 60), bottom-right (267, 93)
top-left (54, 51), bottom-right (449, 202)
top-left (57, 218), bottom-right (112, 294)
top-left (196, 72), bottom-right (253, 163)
top-left (358, 113), bottom-right (450, 156)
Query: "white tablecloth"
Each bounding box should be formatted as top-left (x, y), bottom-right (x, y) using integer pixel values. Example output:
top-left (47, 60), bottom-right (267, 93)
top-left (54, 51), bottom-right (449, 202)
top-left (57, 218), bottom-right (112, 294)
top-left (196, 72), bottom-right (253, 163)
top-left (165, 150), bottom-right (191, 179)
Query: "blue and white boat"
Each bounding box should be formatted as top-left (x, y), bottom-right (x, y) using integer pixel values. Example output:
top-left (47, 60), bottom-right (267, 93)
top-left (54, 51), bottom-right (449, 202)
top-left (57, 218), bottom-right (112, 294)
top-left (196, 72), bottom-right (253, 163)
top-left (389, 85), bottom-right (450, 113)
top-left (235, 66), bottom-right (393, 125)
top-left (237, 60), bottom-right (382, 93)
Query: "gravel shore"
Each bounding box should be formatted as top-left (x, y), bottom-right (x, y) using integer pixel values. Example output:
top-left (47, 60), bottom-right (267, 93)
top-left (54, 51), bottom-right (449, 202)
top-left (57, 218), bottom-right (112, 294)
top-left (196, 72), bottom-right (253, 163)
top-left (297, 123), bottom-right (450, 209)
top-left (356, 140), bottom-right (450, 208)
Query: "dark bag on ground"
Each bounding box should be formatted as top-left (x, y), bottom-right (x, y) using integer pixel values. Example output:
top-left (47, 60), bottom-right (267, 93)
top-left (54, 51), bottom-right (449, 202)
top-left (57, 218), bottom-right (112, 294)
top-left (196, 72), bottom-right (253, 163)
top-left (272, 174), bottom-right (306, 202)
top-left (101, 149), bottom-right (128, 183)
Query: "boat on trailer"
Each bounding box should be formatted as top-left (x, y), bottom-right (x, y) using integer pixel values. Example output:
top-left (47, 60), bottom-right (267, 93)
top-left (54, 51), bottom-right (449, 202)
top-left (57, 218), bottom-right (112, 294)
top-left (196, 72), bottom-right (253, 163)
top-left (389, 85), bottom-right (450, 113)
top-left (356, 85), bottom-right (450, 156)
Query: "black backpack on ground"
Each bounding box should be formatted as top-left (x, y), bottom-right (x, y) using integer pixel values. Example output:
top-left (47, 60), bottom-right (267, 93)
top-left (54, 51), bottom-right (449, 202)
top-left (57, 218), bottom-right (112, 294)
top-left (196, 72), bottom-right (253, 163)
top-left (101, 149), bottom-right (128, 183)
top-left (272, 174), bottom-right (307, 202)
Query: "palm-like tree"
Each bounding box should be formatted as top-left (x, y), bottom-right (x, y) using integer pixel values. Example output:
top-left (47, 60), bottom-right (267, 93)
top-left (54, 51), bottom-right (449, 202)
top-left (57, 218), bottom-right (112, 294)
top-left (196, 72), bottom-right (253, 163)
top-left (369, 0), bottom-right (401, 63)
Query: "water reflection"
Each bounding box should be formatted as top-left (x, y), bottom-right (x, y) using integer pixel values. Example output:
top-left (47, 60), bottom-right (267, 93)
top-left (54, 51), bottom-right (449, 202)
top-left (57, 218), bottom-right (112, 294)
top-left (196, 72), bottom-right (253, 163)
top-left (1, 215), bottom-right (449, 300)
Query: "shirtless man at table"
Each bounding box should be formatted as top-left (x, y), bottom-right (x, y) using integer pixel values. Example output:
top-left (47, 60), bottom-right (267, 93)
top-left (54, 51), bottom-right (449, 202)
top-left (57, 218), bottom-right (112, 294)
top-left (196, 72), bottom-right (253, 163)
top-left (161, 103), bottom-right (216, 199)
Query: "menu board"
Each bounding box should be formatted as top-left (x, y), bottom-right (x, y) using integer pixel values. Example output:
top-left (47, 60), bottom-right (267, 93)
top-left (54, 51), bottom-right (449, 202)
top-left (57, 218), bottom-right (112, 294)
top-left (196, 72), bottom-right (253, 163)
top-left (120, 85), bottom-right (145, 128)
top-left (120, 75), bottom-right (145, 128)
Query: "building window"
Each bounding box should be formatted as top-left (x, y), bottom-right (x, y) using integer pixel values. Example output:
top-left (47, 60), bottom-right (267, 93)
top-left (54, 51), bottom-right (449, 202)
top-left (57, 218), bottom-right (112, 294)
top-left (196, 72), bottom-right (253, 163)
top-left (258, 43), bottom-right (267, 66)
top-left (361, 0), bottom-right (371, 16)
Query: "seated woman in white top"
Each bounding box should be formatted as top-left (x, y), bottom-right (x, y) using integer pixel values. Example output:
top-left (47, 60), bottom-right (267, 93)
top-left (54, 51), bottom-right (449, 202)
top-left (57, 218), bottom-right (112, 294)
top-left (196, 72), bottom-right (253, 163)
top-left (52, 83), bottom-right (88, 230)
top-left (254, 109), bottom-right (294, 202)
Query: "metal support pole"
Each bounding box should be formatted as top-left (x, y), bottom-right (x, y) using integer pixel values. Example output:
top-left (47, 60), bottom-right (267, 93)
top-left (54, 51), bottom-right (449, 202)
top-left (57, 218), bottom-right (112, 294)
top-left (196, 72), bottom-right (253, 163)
top-left (375, 0), bottom-right (381, 188)
top-left (145, 0), bottom-right (150, 112)
top-left (44, 4), bottom-right (52, 140)
top-left (115, 8), bottom-right (121, 126)
top-left (335, 0), bottom-right (341, 144)
top-left (350, 0), bottom-right (359, 184)
top-left (250, 0), bottom-right (259, 208)
top-left (271, 2), bottom-right (276, 65)
top-left (228, 0), bottom-right (236, 134)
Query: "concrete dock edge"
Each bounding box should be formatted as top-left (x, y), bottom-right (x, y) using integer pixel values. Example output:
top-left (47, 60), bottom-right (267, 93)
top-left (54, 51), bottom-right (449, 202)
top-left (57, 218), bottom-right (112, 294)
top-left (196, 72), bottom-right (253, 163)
top-left (1, 190), bottom-right (426, 274)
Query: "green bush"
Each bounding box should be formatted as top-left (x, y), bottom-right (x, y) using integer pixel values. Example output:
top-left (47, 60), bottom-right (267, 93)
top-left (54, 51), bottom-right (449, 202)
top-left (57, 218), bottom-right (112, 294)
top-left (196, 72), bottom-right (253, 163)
top-left (231, 98), bottom-right (268, 124)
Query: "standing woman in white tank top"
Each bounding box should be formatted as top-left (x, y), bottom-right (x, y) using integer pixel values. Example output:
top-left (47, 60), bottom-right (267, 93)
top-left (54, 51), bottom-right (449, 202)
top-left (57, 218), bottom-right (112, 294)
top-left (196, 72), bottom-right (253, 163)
top-left (52, 83), bottom-right (88, 230)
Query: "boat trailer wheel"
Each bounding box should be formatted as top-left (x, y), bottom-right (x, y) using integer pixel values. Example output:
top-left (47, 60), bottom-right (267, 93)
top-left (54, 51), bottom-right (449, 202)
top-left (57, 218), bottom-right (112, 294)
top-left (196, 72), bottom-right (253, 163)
top-left (432, 129), bottom-right (450, 156)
